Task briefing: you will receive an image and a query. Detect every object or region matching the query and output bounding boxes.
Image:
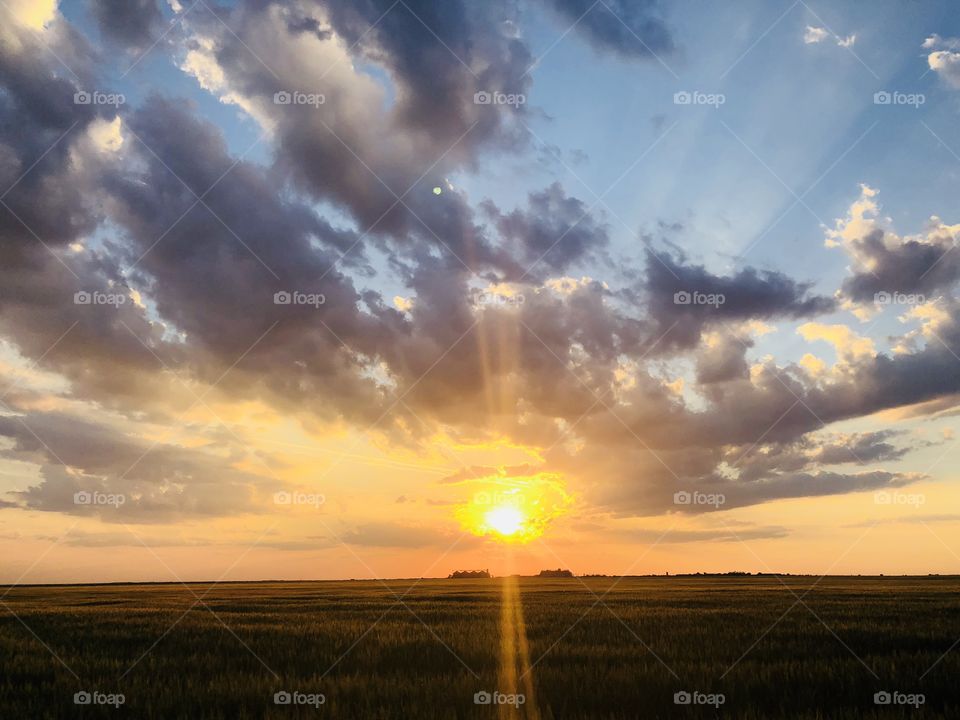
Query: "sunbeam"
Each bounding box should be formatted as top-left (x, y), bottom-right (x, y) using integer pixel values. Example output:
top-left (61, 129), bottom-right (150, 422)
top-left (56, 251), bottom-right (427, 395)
top-left (498, 569), bottom-right (539, 719)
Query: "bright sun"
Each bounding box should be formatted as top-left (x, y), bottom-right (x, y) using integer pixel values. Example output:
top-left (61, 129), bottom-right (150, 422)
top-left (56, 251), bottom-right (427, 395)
top-left (484, 505), bottom-right (525, 537)
top-left (454, 472), bottom-right (573, 544)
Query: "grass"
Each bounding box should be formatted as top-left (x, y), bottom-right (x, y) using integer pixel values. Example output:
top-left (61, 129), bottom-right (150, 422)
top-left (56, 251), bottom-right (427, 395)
top-left (1, 576), bottom-right (958, 718)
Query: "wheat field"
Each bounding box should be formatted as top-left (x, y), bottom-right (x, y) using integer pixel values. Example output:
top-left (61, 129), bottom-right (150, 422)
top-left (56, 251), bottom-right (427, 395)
top-left (1, 576), bottom-right (958, 718)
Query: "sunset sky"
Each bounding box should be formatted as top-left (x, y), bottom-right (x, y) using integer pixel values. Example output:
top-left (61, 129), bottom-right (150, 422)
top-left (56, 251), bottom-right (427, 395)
top-left (2, 0), bottom-right (960, 583)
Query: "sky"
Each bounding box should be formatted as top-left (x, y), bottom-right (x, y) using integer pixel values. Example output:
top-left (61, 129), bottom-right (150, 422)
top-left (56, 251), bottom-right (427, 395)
top-left (2, 0), bottom-right (960, 582)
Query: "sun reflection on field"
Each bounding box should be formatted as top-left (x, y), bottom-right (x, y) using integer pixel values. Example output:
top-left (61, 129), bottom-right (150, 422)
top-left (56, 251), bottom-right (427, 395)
top-left (498, 574), bottom-right (539, 719)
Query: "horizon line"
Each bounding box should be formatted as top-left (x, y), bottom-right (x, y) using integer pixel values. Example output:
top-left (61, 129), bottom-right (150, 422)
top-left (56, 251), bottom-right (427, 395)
top-left (3, 572), bottom-right (958, 588)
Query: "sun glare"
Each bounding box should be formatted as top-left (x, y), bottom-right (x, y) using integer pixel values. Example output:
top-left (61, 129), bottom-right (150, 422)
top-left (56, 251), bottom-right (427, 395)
top-left (485, 505), bottom-right (526, 536)
top-left (455, 471), bottom-right (573, 544)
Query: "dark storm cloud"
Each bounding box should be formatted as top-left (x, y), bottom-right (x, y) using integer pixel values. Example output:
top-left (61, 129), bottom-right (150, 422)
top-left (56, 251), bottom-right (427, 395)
top-left (540, 0), bottom-right (674, 60)
top-left (643, 250), bottom-right (835, 350)
top-left (89, 0), bottom-right (163, 50)
top-left (839, 227), bottom-right (960, 302)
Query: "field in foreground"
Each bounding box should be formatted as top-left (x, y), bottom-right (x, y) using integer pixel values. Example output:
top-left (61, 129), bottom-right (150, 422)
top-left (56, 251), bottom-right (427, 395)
top-left (1, 576), bottom-right (958, 718)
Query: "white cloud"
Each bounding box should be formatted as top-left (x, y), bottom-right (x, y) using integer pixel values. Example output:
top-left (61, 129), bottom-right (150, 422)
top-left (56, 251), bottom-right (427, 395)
top-left (804, 25), bottom-right (856, 48)
top-left (804, 25), bottom-right (829, 44)
top-left (797, 322), bottom-right (876, 361)
top-left (924, 35), bottom-right (960, 88)
top-left (823, 183), bottom-right (882, 249)
top-left (87, 117), bottom-right (124, 154)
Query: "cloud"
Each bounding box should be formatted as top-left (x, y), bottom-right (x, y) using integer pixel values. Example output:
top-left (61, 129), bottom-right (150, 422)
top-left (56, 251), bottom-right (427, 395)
top-left (0, 409), bottom-right (270, 522)
top-left (797, 322), bottom-right (875, 361)
top-left (643, 249), bottom-right (835, 350)
top-left (482, 182), bottom-right (610, 274)
top-left (2, 0), bottom-right (959, 532)
top-left (827, 185), bottom-right (960, 303)
top-left (730, 430), bottom-right (913, 483)
top-left (803, 25), bottom-right (855, 47)
top-left (924, 34), bottom-right (960, 88)
top-left (174, 0), bottom-right (534, 254)
top-left (4, 0), bottom-right (58, 30)
top-left (341, 522), bottom-right (468, 549)
top-left (694, 324), bottom-right (771, 385)
top-left (803, 26), bottom-right (829, 44)
top-left (39, 528), bottom-right (337, 550)
top-left (612, 524), bottom-right (789, 543)
top-left (846, 513), bottom-right (960, 528)
top-left (710, 469), bottom-right (921, 511)
top-left (89, 0), bottom-right (163, 51)
top-left (540, 0), bottom-right (675, 60)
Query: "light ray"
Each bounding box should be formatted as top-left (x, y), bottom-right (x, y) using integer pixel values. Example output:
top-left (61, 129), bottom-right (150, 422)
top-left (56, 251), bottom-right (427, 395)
top-left (498, 570), bottom-right (539, 719)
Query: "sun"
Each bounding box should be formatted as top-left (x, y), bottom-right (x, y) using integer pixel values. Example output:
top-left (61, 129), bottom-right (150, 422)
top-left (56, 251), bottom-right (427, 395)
top-left (484, 505), bottom-right (526, 537)
top-left (454, 471), bottom-right (573, 544)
